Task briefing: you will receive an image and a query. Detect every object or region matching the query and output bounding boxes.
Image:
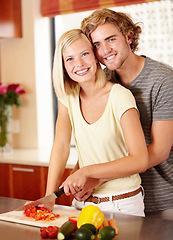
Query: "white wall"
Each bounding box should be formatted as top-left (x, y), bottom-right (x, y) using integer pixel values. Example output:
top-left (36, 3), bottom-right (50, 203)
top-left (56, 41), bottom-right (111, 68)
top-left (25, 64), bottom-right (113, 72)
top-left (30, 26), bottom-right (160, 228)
top-left (0, 0), bottom-right (54, 150)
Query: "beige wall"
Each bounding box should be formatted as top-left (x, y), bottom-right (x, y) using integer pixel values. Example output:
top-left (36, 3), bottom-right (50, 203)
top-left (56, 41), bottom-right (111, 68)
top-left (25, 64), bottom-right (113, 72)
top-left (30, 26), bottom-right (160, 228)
top-left (0, 0), bottom-right (54, 149)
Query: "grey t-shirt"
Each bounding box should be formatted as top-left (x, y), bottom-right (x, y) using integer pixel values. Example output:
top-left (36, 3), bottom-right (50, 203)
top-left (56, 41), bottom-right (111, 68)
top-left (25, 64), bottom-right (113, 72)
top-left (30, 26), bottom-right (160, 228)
top-left (104, 56), bottom-right (173, 212)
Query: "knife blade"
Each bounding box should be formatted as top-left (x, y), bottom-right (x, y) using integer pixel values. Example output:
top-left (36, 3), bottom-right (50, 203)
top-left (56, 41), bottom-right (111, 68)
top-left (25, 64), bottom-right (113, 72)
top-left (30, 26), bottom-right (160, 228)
top-left (15, 188), bottom-right (65, 211)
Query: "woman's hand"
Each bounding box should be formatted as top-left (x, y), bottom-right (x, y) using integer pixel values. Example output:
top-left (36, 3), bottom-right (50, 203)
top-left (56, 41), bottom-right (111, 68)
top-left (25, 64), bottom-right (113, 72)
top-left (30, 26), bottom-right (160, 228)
top-left (74, 178), bottom-right (108, 201)
top-left (23, 199), bottom-right (55, 212)
top-left (60, 168), bottom-right (87, 196)
top-left (38, 199), bottom-right (55, 212)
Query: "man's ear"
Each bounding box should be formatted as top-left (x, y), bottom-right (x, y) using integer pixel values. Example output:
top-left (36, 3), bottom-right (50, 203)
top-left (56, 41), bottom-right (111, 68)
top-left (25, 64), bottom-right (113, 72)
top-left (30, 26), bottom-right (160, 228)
top-left (126, 31), bottom-right (133, 44)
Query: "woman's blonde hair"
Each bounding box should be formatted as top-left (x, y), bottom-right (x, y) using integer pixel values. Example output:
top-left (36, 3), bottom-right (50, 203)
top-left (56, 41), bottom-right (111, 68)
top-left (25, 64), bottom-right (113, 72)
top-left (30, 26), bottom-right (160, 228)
top-left (53, 29), bottom-right (107, 98)
top-left (81, 8), bottom-right (142, 52)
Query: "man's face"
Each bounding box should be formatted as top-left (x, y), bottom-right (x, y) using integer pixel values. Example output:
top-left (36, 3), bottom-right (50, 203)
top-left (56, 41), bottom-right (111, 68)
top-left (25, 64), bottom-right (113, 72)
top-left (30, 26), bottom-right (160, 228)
top-left (90, 22), bottom-right (132, 71)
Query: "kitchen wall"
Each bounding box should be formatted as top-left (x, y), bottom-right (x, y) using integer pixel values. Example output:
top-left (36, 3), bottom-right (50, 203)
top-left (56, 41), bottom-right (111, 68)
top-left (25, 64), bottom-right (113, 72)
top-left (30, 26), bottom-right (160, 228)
top-left (0, 0), bottom-right (54, 150)
top-left (0, 0), bottom-right (172, 150)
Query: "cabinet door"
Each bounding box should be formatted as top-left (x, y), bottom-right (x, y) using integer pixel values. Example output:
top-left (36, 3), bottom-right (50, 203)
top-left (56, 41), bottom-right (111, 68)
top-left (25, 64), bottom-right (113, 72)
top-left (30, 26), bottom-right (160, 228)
top-left (0, 163), bottom-right (73, 206)
top-left (55, 169), bottom-right (74, 206)
top-left (0, 0), bottom-right (22, 38)
top-left (9, 164), bottom-right (48, 201)
top-left (0, 163), bottom-right (10, 197)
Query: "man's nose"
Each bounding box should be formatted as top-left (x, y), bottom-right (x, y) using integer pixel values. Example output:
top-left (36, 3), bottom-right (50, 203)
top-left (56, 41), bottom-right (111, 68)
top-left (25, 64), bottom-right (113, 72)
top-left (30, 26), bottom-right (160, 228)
top-left (101, 42), bottom-right (112, 54)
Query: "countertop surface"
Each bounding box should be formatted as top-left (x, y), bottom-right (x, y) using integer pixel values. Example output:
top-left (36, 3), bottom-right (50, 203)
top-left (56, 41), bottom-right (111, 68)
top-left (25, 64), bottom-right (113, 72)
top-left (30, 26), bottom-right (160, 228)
top-left (0, 197), bottom-right (173, 240)
top-left (0, 147), bottom-right (77, 168)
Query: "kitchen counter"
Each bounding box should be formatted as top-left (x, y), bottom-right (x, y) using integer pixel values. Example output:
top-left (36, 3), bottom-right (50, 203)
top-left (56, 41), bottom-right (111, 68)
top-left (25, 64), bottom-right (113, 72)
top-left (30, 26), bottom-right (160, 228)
top-left (0, 197), bottom-right (172, 240)
top-left (0, 147), bottom-right (78, 169)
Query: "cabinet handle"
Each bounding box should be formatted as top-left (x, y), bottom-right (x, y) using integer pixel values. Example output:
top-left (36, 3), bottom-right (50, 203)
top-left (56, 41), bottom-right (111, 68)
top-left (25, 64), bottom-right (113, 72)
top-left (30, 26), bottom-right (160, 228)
top-left (12, 167), bottom-right (34, 173)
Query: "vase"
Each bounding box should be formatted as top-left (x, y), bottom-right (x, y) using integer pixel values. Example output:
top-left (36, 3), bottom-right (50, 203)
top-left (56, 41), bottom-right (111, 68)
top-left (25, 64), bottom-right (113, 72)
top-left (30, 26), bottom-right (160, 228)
top-left (0, 105), bottom-right (13, 152)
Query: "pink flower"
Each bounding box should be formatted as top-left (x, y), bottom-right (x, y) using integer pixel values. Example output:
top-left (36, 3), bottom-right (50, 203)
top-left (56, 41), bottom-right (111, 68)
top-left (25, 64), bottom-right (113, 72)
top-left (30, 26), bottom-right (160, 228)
top-left (15, 85), bottom-right (25, 94)
top-left (8, 84), bottom-right (19, 92)
top-left (8, 84), bottom-right (25, 94)
top-left (0, 83), bottom-right (8, 94)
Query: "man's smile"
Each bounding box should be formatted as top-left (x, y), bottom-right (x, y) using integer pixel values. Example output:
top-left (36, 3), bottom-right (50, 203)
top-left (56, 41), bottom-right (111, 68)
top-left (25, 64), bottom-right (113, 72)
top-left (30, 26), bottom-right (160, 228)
top-left (104, 53), bottom-right (117, 61)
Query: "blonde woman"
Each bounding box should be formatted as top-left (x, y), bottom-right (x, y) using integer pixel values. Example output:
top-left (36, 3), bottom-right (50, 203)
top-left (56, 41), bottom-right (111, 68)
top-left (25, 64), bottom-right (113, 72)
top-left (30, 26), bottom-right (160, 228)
top-left (45, 29), bottom-right (148, 216)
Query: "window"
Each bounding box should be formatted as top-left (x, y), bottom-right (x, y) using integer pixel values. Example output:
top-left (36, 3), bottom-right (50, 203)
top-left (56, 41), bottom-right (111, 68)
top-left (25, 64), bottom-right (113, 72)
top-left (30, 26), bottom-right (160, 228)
top-left (53, 0), bottom-right (173, 144)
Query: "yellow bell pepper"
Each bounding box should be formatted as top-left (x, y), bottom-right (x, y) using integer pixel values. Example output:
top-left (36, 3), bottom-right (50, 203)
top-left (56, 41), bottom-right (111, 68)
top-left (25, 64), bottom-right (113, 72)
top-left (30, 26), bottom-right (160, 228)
top-left (77, 205), bottom-right (104, 229)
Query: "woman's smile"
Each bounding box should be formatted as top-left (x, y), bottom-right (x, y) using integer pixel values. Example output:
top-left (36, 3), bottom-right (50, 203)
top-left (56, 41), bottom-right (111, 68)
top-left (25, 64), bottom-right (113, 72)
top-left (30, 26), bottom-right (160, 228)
top-left (75, 67), bottom-right (90, 76)
top-left (63, 37), bottom-right (97, 84)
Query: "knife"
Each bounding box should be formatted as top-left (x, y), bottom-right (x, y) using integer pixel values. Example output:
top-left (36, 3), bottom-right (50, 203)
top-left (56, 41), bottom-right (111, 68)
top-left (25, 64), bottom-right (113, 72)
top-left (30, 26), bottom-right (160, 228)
top-left (15, 188), bottom-right (65, 211)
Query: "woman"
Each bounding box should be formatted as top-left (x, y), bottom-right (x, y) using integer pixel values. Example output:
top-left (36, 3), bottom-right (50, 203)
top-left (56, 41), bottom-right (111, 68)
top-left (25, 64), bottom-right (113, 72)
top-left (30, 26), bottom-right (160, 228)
top-left (45, 29), bottom-right (148, 217)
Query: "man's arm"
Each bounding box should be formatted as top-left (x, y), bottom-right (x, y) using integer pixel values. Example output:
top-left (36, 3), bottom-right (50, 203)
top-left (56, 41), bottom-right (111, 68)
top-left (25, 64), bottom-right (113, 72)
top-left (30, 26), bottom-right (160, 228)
top-left (74, 178), bottom-right (107, 201)
top-left (147, 120), bottom-right (173, 168)
top-left (74, 120), bottom-right (173, 201)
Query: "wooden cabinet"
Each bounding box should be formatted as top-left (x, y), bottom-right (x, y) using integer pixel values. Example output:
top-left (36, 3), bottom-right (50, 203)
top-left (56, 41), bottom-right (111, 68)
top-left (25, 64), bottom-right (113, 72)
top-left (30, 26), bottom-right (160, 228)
top-left (0, 163), bottom-right (73, 206)
top-left (55, 168), bottom-right (73, 206)
top-left (8, 164), bottom-right (48, 201)
top-left (0, 0), bottom-right (22, 38)
top-left (0, 163), bottom-right (10, 197)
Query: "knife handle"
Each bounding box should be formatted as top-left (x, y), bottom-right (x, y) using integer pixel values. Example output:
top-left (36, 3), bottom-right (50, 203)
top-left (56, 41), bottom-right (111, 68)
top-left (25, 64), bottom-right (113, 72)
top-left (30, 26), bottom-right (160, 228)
top-left (54, 188), bottom-right (65, 198)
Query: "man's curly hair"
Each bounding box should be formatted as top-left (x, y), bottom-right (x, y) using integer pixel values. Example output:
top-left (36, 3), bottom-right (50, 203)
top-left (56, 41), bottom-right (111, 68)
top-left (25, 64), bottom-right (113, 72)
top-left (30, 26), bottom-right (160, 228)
top-left (81, 8), bottom-right (142, 52)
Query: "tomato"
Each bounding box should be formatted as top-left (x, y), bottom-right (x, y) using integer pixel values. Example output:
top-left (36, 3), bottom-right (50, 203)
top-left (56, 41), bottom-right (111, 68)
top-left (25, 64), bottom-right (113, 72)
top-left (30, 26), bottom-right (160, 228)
top-left (47, 226), bottom-right (59, 238)
top-left (68, 217), bottom-right (78, 229)
top-left (30, 207), bottom-right (37, 213)
top-left (24, 209), bottom-right (31, 217)
top-left (24, 207), bottom-right (59, 221)
top-left (40, 227), bottom-right (48, 238)
top-left (40, 226), bottom-right (59, 238)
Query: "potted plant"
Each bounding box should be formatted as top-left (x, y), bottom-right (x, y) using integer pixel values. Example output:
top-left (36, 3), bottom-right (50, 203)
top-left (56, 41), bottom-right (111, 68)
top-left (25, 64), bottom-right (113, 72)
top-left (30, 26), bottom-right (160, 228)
top-left (0, 83), bottom-right (25, 152)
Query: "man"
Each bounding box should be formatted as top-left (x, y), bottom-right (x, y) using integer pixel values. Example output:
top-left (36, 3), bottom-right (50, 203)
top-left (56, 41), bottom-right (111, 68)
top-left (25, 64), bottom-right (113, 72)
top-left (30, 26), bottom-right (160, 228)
top-left (74, 8), bottom-right (173, 219)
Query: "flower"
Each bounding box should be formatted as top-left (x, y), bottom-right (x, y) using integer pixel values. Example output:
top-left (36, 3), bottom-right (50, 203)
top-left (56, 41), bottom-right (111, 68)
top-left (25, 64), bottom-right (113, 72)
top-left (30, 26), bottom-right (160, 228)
top-left (0, 83), bottom-right (25, 149)
top-left (0, 83), bottom-right (25, 107)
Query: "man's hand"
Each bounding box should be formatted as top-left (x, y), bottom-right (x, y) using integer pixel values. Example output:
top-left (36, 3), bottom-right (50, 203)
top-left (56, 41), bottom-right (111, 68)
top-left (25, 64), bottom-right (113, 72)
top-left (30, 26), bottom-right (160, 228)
top-left (74, 178), bottom-right (107, 201)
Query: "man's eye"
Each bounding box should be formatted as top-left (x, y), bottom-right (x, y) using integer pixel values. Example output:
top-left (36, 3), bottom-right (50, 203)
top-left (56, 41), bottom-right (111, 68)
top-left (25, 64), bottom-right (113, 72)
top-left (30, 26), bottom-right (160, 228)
top-left (109, 38), bottom-right (115, 42)
top-left (94, 43), bottom-right (100, 48)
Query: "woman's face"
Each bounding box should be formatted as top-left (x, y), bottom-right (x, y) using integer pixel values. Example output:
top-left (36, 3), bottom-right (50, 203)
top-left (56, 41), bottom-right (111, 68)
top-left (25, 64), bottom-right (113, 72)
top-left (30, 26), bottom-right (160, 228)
top-left (63, 37), bottom-right (98, 85)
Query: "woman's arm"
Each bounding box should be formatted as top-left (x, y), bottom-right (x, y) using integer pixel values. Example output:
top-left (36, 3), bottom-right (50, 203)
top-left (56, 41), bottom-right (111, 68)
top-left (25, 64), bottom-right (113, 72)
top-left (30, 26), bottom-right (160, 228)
top-left (43, 101), bottom-right (72, 210)
top-left (60, 108), bottom-right (148, 194)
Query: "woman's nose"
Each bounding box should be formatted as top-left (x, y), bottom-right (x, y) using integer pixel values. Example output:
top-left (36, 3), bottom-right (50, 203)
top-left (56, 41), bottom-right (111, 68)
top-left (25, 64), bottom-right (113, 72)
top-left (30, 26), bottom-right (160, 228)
top-left (75, 57), bottom-right (84, 66)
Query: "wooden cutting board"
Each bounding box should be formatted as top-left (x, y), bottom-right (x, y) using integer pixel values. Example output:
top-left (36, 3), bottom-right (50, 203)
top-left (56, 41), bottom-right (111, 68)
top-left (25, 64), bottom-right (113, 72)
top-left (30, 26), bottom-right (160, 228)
top-left (0, 205), bottom-right (81, 228)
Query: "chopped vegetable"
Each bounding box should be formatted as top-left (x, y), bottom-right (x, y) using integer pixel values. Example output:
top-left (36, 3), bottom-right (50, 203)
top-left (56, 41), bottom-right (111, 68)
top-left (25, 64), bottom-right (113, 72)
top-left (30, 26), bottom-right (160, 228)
top-left (24, 207), bottom-right (60, 221)
top-left (77, 205), bottom-right (104, 229)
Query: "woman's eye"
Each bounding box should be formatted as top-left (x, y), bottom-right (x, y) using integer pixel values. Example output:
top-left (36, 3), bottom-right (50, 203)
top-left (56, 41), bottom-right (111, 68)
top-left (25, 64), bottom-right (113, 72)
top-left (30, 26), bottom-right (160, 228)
top-left (82, 52), bottom-right (89, 57)
top-left (66, 57), bottom-right (73, 62)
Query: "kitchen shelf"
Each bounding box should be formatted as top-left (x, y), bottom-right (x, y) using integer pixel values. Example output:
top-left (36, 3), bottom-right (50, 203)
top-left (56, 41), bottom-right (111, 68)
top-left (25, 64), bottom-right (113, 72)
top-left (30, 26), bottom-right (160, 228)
top-left (0, 147), bottom-right (77, 168)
